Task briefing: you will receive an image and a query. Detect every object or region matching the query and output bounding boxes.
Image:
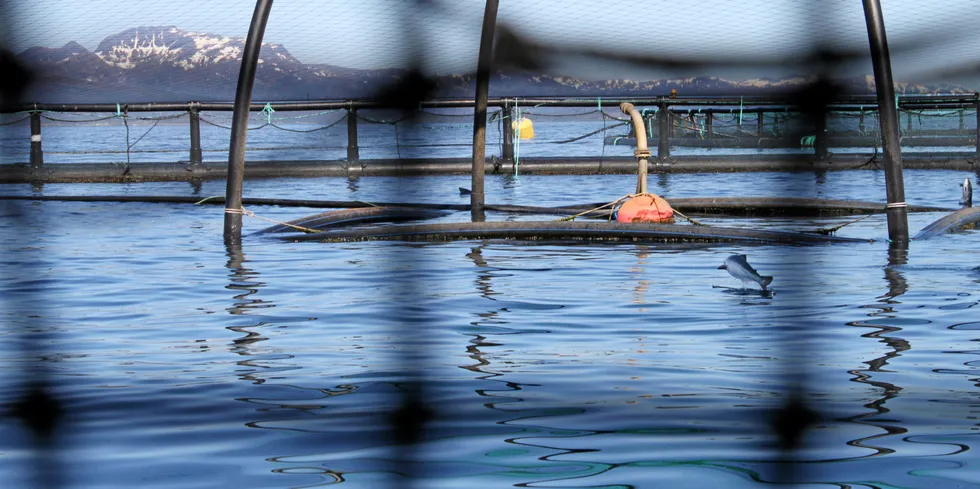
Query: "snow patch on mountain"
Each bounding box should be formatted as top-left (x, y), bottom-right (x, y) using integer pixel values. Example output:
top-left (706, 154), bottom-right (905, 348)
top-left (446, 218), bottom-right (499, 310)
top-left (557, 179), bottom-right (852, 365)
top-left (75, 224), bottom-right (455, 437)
top-left (93, 26), bottom-right (298, 72)
top-left (97, 29), bottom-right (182, 69)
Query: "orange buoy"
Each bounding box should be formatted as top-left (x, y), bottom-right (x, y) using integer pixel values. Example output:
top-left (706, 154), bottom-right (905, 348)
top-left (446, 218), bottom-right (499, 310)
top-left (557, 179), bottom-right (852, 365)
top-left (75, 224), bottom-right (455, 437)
top-left (616, 194), bottom-right (675, 223)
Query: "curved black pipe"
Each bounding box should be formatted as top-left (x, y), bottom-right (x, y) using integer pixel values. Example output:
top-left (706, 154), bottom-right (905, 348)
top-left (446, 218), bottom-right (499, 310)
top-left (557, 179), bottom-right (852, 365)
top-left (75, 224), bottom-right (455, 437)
top-left (251, 207), bottom-right (450, 235)
top-left (913, 207), bottom-right (980, 239)
top-left (863, 0), bottom-right (909, 243)
top-left (276, 220), bottom-right (871, 244)
top-left (224, 0), bottom-right (274, 243)
top-left (0, 195), bottom-right (953, 217)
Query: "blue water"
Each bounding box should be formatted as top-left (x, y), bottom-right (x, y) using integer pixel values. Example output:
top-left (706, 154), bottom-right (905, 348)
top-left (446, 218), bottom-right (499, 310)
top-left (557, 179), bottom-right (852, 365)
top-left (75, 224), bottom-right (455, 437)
top-left (1, 169), bottom-right (980, 488)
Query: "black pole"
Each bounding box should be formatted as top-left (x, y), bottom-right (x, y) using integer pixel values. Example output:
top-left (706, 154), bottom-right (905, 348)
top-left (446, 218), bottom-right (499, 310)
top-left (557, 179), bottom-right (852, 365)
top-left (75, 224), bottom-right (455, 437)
top-left (863, 0), bottom-right (909, 243)
top-left (757, 110), bottom-right (764, 136)
top-left (657, 100), bottom-right (670, 164)
top-left (223, 0), bottom-right (274, 243)
top-left (188, 104), bottom-right (202, 168)
top-left (502, 102), bottom-right (514, 162)
top-left (705, 112), bottom-right (713, 143)
top-left (346, 107), bottom-right (359, 163)
top-left (815, 112), bottom-right (828, 162)
top-left (975, 93), bottom-right (980, 158)
top-left (471, 0), bottom-right (499, 221)
top-left (29, 111), bottom-right (42, 168)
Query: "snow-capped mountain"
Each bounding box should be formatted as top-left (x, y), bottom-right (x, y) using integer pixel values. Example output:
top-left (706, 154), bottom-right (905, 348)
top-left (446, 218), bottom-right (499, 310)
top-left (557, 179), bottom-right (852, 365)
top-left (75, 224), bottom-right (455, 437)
top-left (14, 26), bottom-right (974, 103)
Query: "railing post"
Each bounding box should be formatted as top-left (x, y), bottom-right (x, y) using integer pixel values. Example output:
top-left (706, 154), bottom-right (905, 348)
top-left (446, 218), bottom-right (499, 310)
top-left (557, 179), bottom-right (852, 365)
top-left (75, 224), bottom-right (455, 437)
top-left (863, 0), bottom-right (909, 244)
top-left (502, 101), bottom-right (514, 162)
top-left (657, 100), bottom-right (670, 164)
top-left (346, 106), bottom-right (359, 163)
top-left (471, 0), bottom-right (499, 221)
top-left (188, 103), bottom-right (203, 167)
top-left (815, 112), bottom-right (828, 161)
top-left (757, 110), bottom-right (764, 137)
top-left (705, 111), bottom-right (713, 143)
top-left (29, 111), bottom-right (43, 168)
top-left (975, 94), bottom-right (980, 158)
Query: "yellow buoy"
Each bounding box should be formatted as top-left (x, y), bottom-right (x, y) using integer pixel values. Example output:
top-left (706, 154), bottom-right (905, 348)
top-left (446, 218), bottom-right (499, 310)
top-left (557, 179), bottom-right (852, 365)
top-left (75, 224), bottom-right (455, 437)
top-left (512, 117), bottom-right (534, 139)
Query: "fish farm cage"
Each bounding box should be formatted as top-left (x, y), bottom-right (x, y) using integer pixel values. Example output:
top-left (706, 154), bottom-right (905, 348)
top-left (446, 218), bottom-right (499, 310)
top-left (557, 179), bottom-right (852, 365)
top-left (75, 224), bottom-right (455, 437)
top-left (1, 94), bottom-right (979, 183)
top-left (4, 1), bottom-right (980, 489)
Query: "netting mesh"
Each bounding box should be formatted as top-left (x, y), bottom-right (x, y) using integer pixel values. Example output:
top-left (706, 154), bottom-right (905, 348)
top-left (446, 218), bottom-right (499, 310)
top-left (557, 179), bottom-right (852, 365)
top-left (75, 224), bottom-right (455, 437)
top-left (3, 3), bottom-right (980, 489)
top-left (4, 0), bottom-right (980, 103)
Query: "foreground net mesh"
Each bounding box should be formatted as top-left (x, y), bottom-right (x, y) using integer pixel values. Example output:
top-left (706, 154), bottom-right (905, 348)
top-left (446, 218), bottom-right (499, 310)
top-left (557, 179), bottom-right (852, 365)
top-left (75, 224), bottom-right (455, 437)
top-left (2, 2), bottom-right (980, 489)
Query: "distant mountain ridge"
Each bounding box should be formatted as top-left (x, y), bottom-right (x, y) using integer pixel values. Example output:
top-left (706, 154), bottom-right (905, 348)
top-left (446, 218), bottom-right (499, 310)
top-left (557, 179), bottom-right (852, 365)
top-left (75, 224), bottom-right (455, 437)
top-left (15, 26), bottom-right (975, 103)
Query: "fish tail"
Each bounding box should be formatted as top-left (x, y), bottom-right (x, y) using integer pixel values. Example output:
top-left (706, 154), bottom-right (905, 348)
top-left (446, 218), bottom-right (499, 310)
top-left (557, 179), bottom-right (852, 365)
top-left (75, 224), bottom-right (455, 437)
top-left (761, 276), bottom-right (774, 288)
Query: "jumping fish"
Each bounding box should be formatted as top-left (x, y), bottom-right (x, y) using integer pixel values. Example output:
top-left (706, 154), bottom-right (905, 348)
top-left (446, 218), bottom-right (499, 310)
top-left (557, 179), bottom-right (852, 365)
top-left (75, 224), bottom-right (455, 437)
top-left (961, 178), bottom-right (973, 207)
top-left (718, 254), bottom-right (773, 290)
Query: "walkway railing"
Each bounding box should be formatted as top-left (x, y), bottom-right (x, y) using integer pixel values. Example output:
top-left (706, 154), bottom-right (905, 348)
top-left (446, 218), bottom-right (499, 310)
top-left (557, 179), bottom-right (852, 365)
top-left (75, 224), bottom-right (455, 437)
top-left (2, 94), bottom-right (979, 181)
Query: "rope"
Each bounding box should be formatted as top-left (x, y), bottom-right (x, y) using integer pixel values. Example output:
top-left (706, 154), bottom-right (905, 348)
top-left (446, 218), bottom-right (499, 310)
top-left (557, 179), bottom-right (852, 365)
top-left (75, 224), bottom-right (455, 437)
top-left (538, 121), bottom-right (628, 145)
top-left (45, 144), bottom-right (349, 155)
top-left (599, 97), bottom-right (606, 168)
top-left (128, 118), bottom-right (161, 150)
top-left (199, 116), bottom-right (270, 131)
top-left (521, 109), bottom-right (603, 117)
top-left (514, 100), bottom-right (521, 176)
top-left (223, 206), bottom-right (319, 234)
top-left (122, 111), bottom-right (131, 165)
top-left (268, 116), bottom-right (347, 133)
top-left (672, 209), bottom-right (706, 226)
top-left (40, 114), bottom-right (119, 123)
top-left (812, 213), bottom-right (876, 235)
top-left (394, 122), bottom-right (401, 159)
top-left (418, 109), bottom-right (474, 118)
top-left (886, 202), bottom-right (907, 209)
top-left (194, 196), bottom-right (223, 205)
top-left (354, 113), bottom-right (415, 125)
top-left (261, 103), bottom-right (275, 124)
top-left (0, 116), bottom-right (30, 126)
top-left (273, 110), bottom-right (341, 121)
top-left (556, 193), bottom-right (632, 222)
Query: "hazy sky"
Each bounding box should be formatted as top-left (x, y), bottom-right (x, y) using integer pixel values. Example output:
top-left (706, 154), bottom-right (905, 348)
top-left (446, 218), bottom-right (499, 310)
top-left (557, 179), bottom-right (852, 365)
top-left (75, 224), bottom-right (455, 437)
top-left (4, 0), bottom-right (980, 84)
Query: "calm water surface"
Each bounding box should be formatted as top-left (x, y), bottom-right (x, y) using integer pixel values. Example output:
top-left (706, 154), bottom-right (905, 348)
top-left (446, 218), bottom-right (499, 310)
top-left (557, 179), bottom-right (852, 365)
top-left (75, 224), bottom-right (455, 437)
top-left (1, 170), bottom-right (980, 488)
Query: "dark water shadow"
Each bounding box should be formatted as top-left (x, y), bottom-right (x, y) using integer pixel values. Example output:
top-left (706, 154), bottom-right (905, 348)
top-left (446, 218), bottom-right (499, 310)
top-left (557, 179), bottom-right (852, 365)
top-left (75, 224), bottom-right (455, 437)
top-left (1, 198), bottom-right (65, 489)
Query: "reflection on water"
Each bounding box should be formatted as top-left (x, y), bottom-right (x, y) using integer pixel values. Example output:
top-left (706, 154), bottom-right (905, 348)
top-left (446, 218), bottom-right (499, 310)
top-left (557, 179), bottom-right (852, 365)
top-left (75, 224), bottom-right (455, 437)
top-left (4, 180), bottom-right (980, 488)
top-left (225, 243), bottom-right (274, 316)
top-left (845, 244), bottom-right (911, 458)
top-left (225, 243), bottom-right (274, 382)
top-left (346, 176), bottom-right (360, 193)
top-left (629, 246), bottom-right (651, 309)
